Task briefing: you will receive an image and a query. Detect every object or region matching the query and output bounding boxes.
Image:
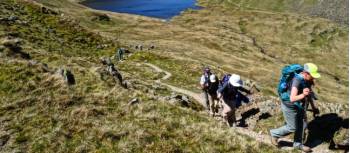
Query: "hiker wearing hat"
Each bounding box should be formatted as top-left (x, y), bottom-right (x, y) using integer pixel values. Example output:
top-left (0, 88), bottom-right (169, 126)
top-left (200, 67), bottom-right (219, 115)
top-left (208, 74), bottom-right (220, 116)
top-left (270, 63), bottom-right (321, 152)
top-left (217, 74), bottom-right (251, 127)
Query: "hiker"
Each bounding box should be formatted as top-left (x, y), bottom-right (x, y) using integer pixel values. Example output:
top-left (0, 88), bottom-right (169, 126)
top-left (207, 74), bottom-right (220, 116)
top-left (200, 67), bottom-right (216, 114)
top-left (217, 74), bottom-right (251, 127)
top-left (270, 63), bottom-right (321, 152)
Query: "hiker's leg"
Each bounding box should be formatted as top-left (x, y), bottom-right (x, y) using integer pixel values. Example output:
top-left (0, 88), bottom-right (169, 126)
top-left (222, 99), bottom-right (233, 126)
top-left (293, 109), bottom-right (305, 148)
top-left (231, 99), bottom-right (237, 125)
top-left (270, 104), bottom-right (297, 138)
top-left (213, 97), bottom-right (219, 114)
top-left (202, 91), bottom-right (210, 111)
top-left (208, 94), bottom-right (215, 115)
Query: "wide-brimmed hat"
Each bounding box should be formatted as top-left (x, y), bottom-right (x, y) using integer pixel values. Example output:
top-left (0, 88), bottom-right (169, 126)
top-left (229, 74), bottom-right (243, 87)
top-left (304, 63), bottom-right (321, 79)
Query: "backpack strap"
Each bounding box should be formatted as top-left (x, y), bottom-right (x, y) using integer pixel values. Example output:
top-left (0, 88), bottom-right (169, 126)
top-left (293, 74), bottom-right (306, 110)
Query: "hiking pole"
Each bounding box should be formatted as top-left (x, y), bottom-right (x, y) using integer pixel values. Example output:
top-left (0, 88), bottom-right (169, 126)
top-left (302, 95), bottom-right (311, 144)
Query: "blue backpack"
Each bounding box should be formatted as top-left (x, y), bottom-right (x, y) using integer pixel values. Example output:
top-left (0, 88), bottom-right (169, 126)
top-left (277, 64), bottom-right (304, 102)
top-left (221, 74), bottom-right (231, 85)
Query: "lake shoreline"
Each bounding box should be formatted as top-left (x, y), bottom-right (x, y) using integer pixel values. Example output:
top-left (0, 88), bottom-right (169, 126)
top-left (79, 0), bottom-right (202, 20)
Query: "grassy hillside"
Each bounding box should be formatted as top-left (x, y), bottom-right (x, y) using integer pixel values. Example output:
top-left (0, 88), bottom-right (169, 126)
top-left (0, 0), bottom-right (348, 152)
top-left (198, 0), bottom-right (349, 25)
top-left (0, 0), bottom-right (291, 152)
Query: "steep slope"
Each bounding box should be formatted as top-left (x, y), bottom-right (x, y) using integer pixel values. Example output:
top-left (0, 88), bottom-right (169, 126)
top-left (0, 0), bottom-right (296, 152)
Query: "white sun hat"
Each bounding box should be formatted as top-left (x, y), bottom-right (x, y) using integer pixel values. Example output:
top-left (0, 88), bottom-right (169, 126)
top-left (229, 74), bottom-right (243, 87)
top-left (209, 74), bottom-right (217, 83)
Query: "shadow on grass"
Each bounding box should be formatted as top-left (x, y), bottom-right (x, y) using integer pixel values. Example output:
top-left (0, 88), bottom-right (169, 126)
top-left (305, 113), bottom-right (348, 152)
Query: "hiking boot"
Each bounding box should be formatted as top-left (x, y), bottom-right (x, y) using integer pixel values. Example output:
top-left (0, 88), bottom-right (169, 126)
top-left (298, 145), bottom-right (312, 153)
top-left (270, 136), bottom-right (279, 147)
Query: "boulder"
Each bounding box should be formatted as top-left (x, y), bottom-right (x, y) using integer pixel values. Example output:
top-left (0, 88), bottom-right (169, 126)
top-left (128, 98), bottom-right (139, 106)
top-left (57, 68), bottom-right (75, 85)
top-left (167, 93), bottom-right (190, 107)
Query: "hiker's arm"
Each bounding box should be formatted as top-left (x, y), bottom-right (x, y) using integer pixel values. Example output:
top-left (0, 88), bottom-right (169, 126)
top-left (238, 87), bottom-right (251, 94)
top-left (217, 82), bottom-right (228, 98)
top-left (199, 76), bottom-right (206, 90)
top-left (290, 87), bottom-right (309, 103)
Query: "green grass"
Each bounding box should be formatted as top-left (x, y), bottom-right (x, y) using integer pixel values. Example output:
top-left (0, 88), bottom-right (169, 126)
top-left (0, 0), bottom-right (348, 152)
top-left (0, 1), bottom-right (286, 152)
top-left (128, 51), bottom-right (204, 92)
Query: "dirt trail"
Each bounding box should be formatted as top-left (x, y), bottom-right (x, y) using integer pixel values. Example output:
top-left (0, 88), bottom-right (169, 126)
top-left (144, 63), bottom-right (205, 106)
top-left (143, 62), bottom-right (334, 153)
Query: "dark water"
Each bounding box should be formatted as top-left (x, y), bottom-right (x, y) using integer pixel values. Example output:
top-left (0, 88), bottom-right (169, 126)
top-left (82, 0), bottom-right (200, 20)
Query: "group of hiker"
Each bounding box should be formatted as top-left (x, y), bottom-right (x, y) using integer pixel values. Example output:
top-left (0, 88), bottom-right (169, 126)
top-left (200, 63), bottom-right (322, 152)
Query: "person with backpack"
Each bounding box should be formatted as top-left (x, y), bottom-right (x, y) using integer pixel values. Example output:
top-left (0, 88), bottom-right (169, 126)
top-left (217, 74), bottom-right (251, 127)
top-left (208, 74), bottom-right (220, 116)
top-left (200, 67), bottom-right (219, 115)
top-left (270, 63), bottom-right (321, 152)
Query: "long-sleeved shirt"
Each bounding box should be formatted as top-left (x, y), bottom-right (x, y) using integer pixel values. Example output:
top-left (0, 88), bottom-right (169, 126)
top-left (217, 82), bottom-right (250, 100)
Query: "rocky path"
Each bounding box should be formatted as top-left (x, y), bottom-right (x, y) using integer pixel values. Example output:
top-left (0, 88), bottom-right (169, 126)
top-left (143, 62), bottom-right (334, 153)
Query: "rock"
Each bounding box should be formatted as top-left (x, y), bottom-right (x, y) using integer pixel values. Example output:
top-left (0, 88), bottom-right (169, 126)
top-left (91, 13), bottom-right (110, 22)
top-left (135, 45), bottom-right (143, 50)
top-left (47, 28), bottom-right (55, 33)
top-left (123, 80), bottom-right (132, 89)
top-left (7, 15), bottom-right (18, 21)
top-left (167, 94), bottom-right (190, 107)
top-left (39, 63), bottom-right (50, 73)
top-left (101, 131), bottom-right (129, 141)
top-left (1, 37), bottom-right (30, 59)
top-left (1, 37), bottom-right (21, 47)
top-left (64, 70), bottom-right (75, 85)
top-left (57, 68), bottom-right (64, 76)
top-left (148, 45), bottom-right (155, 50)
top-left (181, 95), bottom-right (189, 102)
top-left (128, 98), bottom-right (139, 105)
top-left (41, 6), bottom-right (58, 15)
top-left (0, 134), bottom-right (10, 147)
top-left (57, 68), bottom-right (75, 85)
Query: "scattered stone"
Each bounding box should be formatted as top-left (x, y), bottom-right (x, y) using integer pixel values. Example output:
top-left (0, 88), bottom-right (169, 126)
top-left (101, 131), bottom-right (129, 141)
top-left (100, 57), bottom-right (126, 88)
top-left (47, 28), bottom-right (55, 34)
top-left (7, 15), bottom-right (18, 22)
top-left (1, 37), bottom-right (30, 59)
top-left (40, 63), bottom-right (50, 73)
top-left (91, 13), bottom-right (110, 22)
top-left (41, 6), bottom-right (58, 15)
top-left (167, 93), bottom-right (190, 107)
top-left (135, 44), bottom-right (143, 51)
top-left (128, 98), bottom-right (139, 105)
top-left (57, 68), bottom-right (75, 85)
top-left (1, 37), bottom-right (21, 47)
top-left (148, 45), bottom-right (155, 50)
top-left (0, 134), bottom-right (10, 147)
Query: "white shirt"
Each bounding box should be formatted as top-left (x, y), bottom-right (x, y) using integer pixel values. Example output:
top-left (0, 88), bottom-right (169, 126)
top-left (200, 75), bottom-right (210, 85)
